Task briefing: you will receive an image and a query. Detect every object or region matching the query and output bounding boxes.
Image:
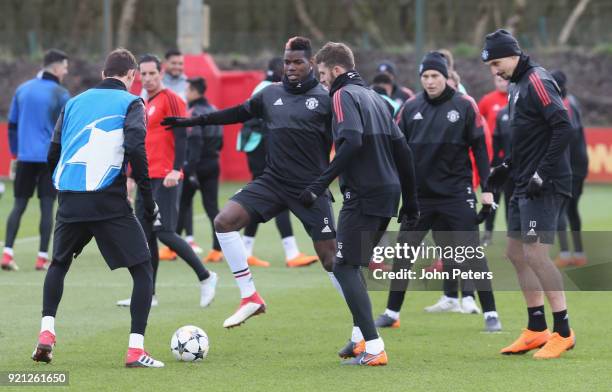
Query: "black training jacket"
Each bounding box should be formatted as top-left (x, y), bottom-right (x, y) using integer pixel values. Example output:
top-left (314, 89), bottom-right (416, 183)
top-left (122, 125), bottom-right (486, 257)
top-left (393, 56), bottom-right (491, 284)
top-left (397, 86), bottom-right (490, 200)
top-left (187, 97), bottom-right (223, 165)
top-left (507, 55), bottom-right (573, 197)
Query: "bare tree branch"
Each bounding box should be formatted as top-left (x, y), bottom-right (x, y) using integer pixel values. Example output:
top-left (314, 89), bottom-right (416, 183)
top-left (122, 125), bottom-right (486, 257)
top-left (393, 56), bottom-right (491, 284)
top-left (472, 2), bottom-right (491, 46)
top-left (117, 0), bottom-right (139, 48)
top-left (293, 0), bottom-right (325, 41)
top-left (342, 0), bottom-right (385, 47)
top-left (505, 0), bottom-right (527, 35)
top-left (558, 0), bottom-right (591, 45)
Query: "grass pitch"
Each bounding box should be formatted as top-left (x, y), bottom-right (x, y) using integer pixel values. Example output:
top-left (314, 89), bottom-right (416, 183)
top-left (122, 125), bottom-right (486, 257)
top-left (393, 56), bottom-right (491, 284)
top-left (1, 181), bottom-right (611, 391)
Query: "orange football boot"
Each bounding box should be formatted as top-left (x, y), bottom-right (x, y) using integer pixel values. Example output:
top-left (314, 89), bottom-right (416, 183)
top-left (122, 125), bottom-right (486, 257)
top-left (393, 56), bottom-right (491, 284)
top-left (342, 350), bottom-right (388, 366)
top-left (554, 255), bottom-right (573, 268)
top-left (571, 254), bottom-right (588, 267)
top-left (203, 249), bottom-right (224, 263)
top-left (286, 253), bottom-right (318, 268)
top-left (500, 329), bottom-right (551, 355)
top-left (247, 255), bottom-right (270, 267)
top-left (533, 330), bottom-right (575, 359)
top-left (159, 246), bottom-right (177, 261)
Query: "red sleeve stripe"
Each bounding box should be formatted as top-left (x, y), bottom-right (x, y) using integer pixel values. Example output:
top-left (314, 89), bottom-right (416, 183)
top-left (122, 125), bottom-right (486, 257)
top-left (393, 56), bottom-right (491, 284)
top-left (461, 94), bottom-right (483, 128)
top-left (333, 88), bottom-right (344, 123)
top-left (529, 73), bottom-right (551, 106)
top-left (167, 93), bottom-right (181, 116)
top-left (562, 98), bottom-right (573, 121)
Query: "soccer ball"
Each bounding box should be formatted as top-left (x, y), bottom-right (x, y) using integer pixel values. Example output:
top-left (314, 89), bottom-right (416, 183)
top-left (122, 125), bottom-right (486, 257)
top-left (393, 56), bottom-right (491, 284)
top-left (170, 325), bottom-right (209, 361)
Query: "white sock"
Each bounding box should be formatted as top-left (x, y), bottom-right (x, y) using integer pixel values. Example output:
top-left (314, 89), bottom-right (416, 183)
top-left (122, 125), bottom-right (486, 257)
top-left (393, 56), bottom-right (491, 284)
top-left (185, 235), bottom-right (194, 243)
top-left (365, 337), bottom-right (384, 355)
top-left (483, 311), bottom-right (499, 320)
top-left (574, 251), bottom-right (586, 258)
top-left (559, 251), bottom-right (572, 259)
top-left (281, 236), bottom-right (300, 260)
top-left (38, 252), bottom-right (49, 259)
top-left (328, 272), bottom-right (345, 300)
top-left (3, 247), bottom-right (13, 256)
top-left (384, 308), bottom-right (400, 320)
top-left (242, 236), bottom-right (255, 257)
top-left (41, 316), bottom-right (55, 335)
top-left (351, 326), bottom-right (364, 343)
top-left (128, 333), bottom-right (144, 349)
top-left (217, 232), bottom-right (256, 298)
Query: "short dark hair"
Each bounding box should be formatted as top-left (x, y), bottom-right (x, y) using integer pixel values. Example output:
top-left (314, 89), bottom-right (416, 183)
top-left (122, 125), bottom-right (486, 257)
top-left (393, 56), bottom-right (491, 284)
top-left (372, 73), bottom-right (393, 86)
top-left (165, 49), bottom-right (182, 59)
top-left (103, 48), bottom-right (137, 77)
top-left (43, 49), bottom-right (68, 67)
top-left (139, 54), bottom-right (161, 71)
top-left (314, 42), bottom-right (355, 70)
top-left (285, 36), bottom-right (312, 58)
top-left (187, 77), bottom-right (207, 95)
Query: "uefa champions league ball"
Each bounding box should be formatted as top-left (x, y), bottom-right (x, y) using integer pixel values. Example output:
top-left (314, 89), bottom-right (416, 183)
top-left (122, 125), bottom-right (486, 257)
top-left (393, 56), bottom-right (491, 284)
top-left (170, 325), bottom-right (209, 361)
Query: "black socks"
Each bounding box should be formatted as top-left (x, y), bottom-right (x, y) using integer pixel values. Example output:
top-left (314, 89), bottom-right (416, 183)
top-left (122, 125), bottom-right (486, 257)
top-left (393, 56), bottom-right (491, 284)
top-left (527, 305), bottom-right (547, 331)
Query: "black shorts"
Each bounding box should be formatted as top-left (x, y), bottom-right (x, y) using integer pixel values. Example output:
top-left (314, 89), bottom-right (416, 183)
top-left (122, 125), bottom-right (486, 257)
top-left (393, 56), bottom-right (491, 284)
top-left (52, 214), bottom-right (151, 270)
top-left (14, 161), bottom-right (56, 199)
top-left (136, 179), bottom-right (181, 232)
top-left (406, 197), bottom-right (481, 249)
top-left (231, 173), bottom-right (336, 241)
top-left (508, 192), bottom-right (565, 244)
top-left (335, 198), bottom-right (391, 267)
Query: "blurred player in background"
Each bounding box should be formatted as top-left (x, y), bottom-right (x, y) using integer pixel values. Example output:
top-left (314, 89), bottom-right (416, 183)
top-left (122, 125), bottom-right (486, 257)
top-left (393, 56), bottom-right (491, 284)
top-left (175, 77), bottom-right (224, 263)
top-left (162, 49), bottom-right (188, 101)
top-left (551, 70), bottom-right (588, 268)
top-left (484, 29), bottom-right (575, 359)
top-left (371, 73), bottom-right (401, 115)
top-left (479, 75), bottom-right (510, 245)
top-left (376, 61), bottom-right (415, 105)
top-left (2, 49), bottom-right (70, 272)
top-left (490, 105), bottom-right (514, 223)
top-left (157, 48), bottom-right (199, 260)
top-left (35, 48), bottom-right (163, 367)
top-left (437, 49), bottom-right (467, 94)
top-left (235, 57), bottom-right (318, 268)
top-left (116, 54), bottom-right (217, 308)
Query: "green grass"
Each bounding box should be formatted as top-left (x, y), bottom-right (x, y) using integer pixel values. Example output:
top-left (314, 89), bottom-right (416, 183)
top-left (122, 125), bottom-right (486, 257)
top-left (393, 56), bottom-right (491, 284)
top-left (1, 182), bottom-right (612, 391)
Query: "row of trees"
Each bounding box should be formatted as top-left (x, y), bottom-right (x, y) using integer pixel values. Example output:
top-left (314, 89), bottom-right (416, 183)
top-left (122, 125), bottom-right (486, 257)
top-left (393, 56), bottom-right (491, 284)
top-left (0, 0), bottom-right (608, 58)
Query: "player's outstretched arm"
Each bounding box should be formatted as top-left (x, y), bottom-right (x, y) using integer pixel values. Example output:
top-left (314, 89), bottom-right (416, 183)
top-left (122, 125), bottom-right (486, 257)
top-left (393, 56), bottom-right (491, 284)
top-left (162, 104), bottom-right (254, 129)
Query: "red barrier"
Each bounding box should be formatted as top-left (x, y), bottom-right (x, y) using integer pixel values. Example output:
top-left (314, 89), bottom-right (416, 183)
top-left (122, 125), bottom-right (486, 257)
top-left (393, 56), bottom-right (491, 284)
top-left (0, 123), bottom-right (10, 177)
top-left (585, 127), bottom-right (612, 183)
